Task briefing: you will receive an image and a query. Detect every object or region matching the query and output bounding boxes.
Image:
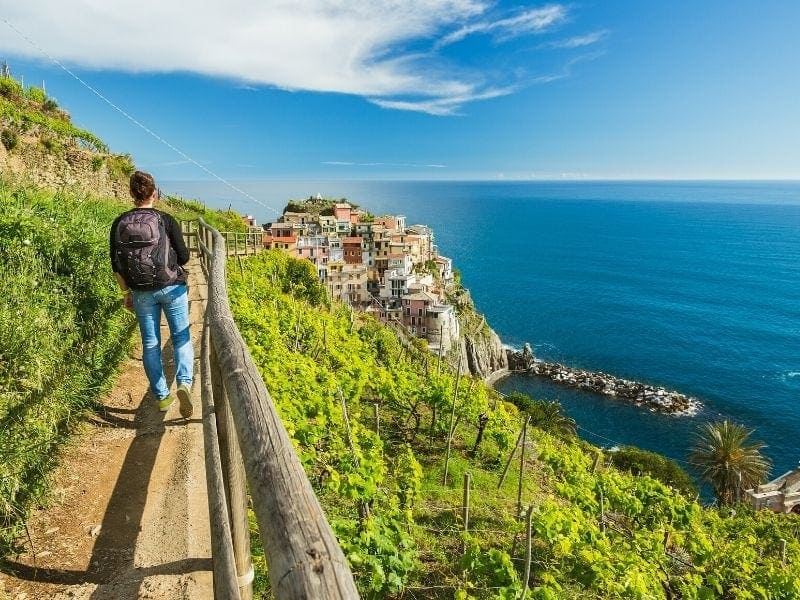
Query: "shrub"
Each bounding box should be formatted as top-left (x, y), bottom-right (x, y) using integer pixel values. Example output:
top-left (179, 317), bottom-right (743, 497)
top-left (0, 78), bottom-right (22, 98)
top-left (40, 135), bottom-right (62, 154)
top-left (106, 154), bottom-right (136, 179)
top-left (25, 86), bottom-right (46, 104)
top-left (1, 129), bottom-right (18, 151)
top-left (91, 155), bottom-right (105, 172)
top-left (42, 98), bottom-right (58, 112)
top-left (611, 445), bottom-right (698, 497)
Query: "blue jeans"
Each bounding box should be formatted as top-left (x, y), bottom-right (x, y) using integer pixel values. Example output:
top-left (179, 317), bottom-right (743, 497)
top-left (131, 284), bottom-right (193, 400)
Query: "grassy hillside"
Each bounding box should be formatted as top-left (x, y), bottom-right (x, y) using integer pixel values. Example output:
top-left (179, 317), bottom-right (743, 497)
top-left (228, 251), bottom-right (800, 599)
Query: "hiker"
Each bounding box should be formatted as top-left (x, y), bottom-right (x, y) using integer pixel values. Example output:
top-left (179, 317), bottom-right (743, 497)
top-left (109, 171), bottom-right (194, 417)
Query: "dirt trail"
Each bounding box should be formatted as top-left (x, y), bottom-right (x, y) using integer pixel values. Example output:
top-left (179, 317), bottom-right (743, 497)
top-left (0, 259), bottom-right (213, 600)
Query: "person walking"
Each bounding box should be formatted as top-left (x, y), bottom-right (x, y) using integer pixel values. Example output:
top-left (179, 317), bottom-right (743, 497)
top-left (110, 171), bottom-right (194, 417)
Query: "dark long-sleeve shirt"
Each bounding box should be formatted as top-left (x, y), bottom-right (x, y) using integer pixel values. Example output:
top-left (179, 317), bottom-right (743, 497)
top-left (110, 208), bottom-right (190, 289)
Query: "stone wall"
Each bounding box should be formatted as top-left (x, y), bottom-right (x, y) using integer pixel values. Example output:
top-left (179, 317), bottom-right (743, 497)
top-left (0, 133), bottom-right (129, 199)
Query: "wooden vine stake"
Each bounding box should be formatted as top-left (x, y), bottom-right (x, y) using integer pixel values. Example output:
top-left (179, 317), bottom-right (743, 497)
top-left (781, 538), bottom-right (787, 566)
top-left (443, 354), bottom-right (464, 485)
top-left (337, 387), bottom-right (370, 519)
top-left (599, 486), bottom-right (606, 533)
top-left (498, 416), bottom-right (531, 489)
top-left (374, 403), bottom-right (380, 439)
top-left (522, 505), bottom-right (534, 599)
top-left (516, 418), bottom-right (528, 517)
top-left (437, 327), bottom-right (444, 375)
top-left (462, 471), bottom-right (471, 552)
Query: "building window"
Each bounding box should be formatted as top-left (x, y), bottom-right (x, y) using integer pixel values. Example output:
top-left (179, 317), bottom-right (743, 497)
top-left (418, 308), bottom-right (423, 316)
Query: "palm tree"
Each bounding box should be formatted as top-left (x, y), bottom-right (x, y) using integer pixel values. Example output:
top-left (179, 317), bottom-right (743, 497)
top-left (688, 420), bottom-right (771, 505)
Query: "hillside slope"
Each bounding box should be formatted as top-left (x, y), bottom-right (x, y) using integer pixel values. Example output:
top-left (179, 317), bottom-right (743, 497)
top-left (229, 250), bottom-right (800, 599)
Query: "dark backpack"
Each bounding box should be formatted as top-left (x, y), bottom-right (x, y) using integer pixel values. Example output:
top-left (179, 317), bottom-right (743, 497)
top-left (113, 210), bottom-right (180, 289)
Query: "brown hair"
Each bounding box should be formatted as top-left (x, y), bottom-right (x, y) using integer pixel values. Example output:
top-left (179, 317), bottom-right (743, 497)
top-left (130, 171), bottom-right (156, 206)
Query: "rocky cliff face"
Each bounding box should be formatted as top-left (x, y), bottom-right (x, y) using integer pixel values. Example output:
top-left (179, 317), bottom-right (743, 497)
top-left (457, 324), bottom-right (508, 380)
top-left (445, 284), bottom-right (508, 380)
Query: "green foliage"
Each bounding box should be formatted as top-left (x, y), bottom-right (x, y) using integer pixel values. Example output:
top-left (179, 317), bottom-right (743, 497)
top-left (162, 194), bottom-right (248, 233)
top-left (0, 77), bottom-right (22, 98)
top-left (227, 250), bottom-right (519, 596)
top-left (506, 392), bottom-right (576, 437)
top-left (458, 534), bottom-right (521, 599)
top-left (105, 154), bottom-right (135, 179)
top-left (227, 250), bottom-right (798, 598)
top-left (42, 98), bottom-right (59, 112)
top-left (531, 429), bottom-right (800, 598)
top-left (0, 93), bottom-right (108, 153)
top-left (91, 155), bottom-right (104, 172)
top-left (39, 135), bottom-right (63, 154)
top-left (1, 128), bottom-right (18, 151)
top-left (689, 420), bottom-right (771, 505)
top-left (611, 446), bottom-right (697, 498)
top-left (26, 86), bottom-right (46, 103)
top-left (0, 182), bottom-right (136, 553)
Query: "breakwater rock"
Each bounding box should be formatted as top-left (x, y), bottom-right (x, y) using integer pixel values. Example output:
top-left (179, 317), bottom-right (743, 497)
top-left (506, 344), bottom-right (700, 416)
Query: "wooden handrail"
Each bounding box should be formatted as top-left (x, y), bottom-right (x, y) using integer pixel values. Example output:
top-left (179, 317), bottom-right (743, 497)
top-left (183, 219), bottom-right (359, 599)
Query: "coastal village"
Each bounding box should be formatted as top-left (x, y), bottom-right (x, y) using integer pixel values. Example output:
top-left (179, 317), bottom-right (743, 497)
top-left (255, 195), bottom-right (462, 355)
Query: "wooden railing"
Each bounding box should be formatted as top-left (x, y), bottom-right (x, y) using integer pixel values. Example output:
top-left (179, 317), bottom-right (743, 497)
top-left (223, 229), bottom-right (265, 256)
top-left (181, 220), bottom-right (359, 600)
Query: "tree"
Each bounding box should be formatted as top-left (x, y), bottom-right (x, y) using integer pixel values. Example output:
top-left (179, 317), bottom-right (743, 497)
top-left (688, 420), bottom-right (771, 505)
top-left (506, 392), bottom-right (576, 437)
top-left (611, 446), bottom-right (697, 497)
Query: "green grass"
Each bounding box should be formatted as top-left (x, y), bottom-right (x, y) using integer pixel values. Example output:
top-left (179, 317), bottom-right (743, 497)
top-left (0, 182), bottom-right (136, 554)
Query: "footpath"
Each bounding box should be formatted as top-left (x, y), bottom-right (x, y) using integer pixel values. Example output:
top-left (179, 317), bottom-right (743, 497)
top-left (0, 258), bottom-right (213, 600)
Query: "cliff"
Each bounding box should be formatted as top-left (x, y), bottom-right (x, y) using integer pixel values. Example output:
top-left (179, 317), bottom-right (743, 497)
top-left (448, 283), bottom-right (508, 380)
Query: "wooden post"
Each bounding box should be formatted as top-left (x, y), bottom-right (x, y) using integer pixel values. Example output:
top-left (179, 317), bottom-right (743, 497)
top-left (498, 416), bottom-right (530, 489)
top-left (443, 355), bottom-right (464, 485)
top-left (437, 327), bottom-right (444, 375)
top-left (200, 322), bottom-right (241, 600)
top-left (591, 451), bottom-right (601, 474)
top-left (211, 341), bottom-right (254, 600)
top-left (374, 403), bottom-right (380, 438)
top-left (462, 472), bottom-right (471, 536)
top-left (781, 538), bottom-right (787, 566)
top-left (522, 505), bottom-right (534, 599)
top-left (517, 418), bottom-right (527, 517)
top-left (599, 486), bottom-right (606, 533)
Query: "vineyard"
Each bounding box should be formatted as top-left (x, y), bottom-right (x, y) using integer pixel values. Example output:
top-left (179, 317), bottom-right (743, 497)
top-left (227, 250), bottom-right (800, 599)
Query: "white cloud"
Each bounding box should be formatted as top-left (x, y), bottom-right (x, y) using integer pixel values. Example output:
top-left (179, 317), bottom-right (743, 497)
top-left (370, 86), bottom-right (515, 115)
top-left (544, 29), bottom-right (608, 49)
top-left (437, 4), bottom-right (567, 47)
top-left (529, 51), bottom-right (605, 85)
top-left (0, 1), bottom-right (583, 115)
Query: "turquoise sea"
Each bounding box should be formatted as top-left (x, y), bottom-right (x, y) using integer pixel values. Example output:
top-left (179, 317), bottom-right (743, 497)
top-left (166, 180), bottom-right (800, 480)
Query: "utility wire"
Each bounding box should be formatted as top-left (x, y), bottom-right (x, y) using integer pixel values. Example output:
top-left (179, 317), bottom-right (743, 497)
top-left (1, 16), bottom-right (281, 217)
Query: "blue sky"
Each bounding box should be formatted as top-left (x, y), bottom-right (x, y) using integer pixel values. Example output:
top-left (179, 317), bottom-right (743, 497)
top-left (1, 1), bottom-right (798, 180)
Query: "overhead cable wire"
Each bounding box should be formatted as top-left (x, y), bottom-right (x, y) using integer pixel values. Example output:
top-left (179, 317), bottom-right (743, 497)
top-left (1, 16), bottom-right (281, 216)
